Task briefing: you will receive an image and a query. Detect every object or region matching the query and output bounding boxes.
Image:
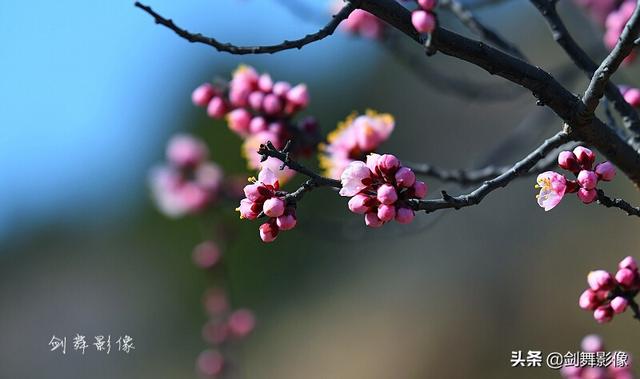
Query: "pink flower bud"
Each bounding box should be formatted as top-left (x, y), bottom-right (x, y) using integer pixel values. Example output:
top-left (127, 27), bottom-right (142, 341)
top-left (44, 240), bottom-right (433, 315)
top-left (249, 116), bottom-right (268, 134)
top-left (192, 83), bottom-right (215, 106)
top-left (286, 84), bottom-right (309, 107)
top-left (227, 109), bottom-right (252, 136)
top-left (594, 161), bottom-right (616, 181)
top-left (412, 10), bottom-right (436, 33)
top-left (395, 207), bottom-right (415, 224)
top-left (587, 270), bottom-right (615, 291)
top-left (579, 289), bottom-right (599, 310)
top-left (413, 181), bottom-right (428, 199)
top-left (580, 334), bottom-right (604, 352)
top-left (611, 296), bottom-right (629, 314)
top-left (573, 146), bottom-right (596, 169)
top-left (276, 213), bottom-right (297, 231)
top-left (377, 154), bottom-right (400, 173)
top-left (418, 0), bottom-right (438, 10)
top-left (577, 188), bottom-right (598, 204)
top-left (258, 74), bottom-right (273, 92)
top-left (237, 198), bottom-right (260, 220)
top-left (207, 97), bottom-right (227, 119)
top-left (619, 256), bottom-right (638, 271)
top-left (593, 305), bottom-right (613, 323)
top-left (166, 134), bottom-right (208, 168)
top-left (348, 193), bottom-right (372, 214)
top-left (272, 81), bottom-right (291, 97)
top-left (248, 91), bottom-right (265, 111)
top-left (192, 241), bottom-right (221, 269)
top-left (259, 222), bottom-right (279, 242)
top-left (615, 268), bottom-right (636, 288)
top-left (577, 170), bottom-right (598, 190)
top-left (395, 167), bottom-right (416, 188)
top-left (263, 197), bottom-right (285, 217)
top-left (365, 212), bottom-right (384, 228)
top-left (263, 94), bottom-right (283, 115)
top-left (377, 204), bottom-right (396, 222)
top-left (197, 349), bottom-right (225, 377)
top-left (228, 309), bottom-right (256, 338)
top-left (623, 87), bottom-right (640, 107)
top-left (377, 184), bottom-right (398, 205)
top-left (558, 151), bottom-right (580, 172)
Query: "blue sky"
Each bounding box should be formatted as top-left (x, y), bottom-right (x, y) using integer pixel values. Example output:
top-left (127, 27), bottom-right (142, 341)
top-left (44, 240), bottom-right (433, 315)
top-left (0, 0), bottom-right (379, 242)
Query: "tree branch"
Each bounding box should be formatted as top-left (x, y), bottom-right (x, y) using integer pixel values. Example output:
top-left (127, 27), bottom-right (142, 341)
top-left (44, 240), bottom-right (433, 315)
top-left (408, 131), bottom-right (570, 212)
top-left (134, 1), bottom-right (356, 54)
top-left (596, 189), bottom-right (640, 217)
top-left (583, 1), bottom-right (640, 114)
top-left (529, 0), bottom-right (640, 142)
top-left (440, 0), bottom-right (527, 60)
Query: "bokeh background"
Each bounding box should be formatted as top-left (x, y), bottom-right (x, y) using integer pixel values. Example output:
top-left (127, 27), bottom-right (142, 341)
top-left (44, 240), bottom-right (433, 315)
top-left (1, 0), bottom-right (639, 378)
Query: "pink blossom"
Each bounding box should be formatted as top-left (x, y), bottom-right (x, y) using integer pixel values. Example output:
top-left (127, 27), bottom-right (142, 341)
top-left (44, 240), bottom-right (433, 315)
top-left (192, 83), bottom-right (215, 106)
top-left (615, 268), bottom-right (636, 287)
top-left (595, 161), bottom-right (617, 181)
top-left (577, 170), bottom-right (599, 190)
top-left (619, 256), bottom-right (638, 271)
top-left (535, 171), bottom-right (567, 211)
top-left (192, 241), bottom-right (221, 269)
top-left (197, 349), bottom-right (225, 377)
top-left (207, 96), bottom-right (227, 119)
top-left (228, 309), bottom-right (256, 338)
top-left (286, 84), bottom-right (309, 107)
top-left (339, 7), bottom-right (385, 39)
top-left (623, 87), bottom-right (640, 107)
top-left (588, 270), bottom-right (615, 291)
top-left (276, 211), bottom-right (297, 231)
top-left (263, 197), bottom-right (285, 218)
top-left (259, 221), bottom-right (279, 242)
top-left (227, 108), bottom-right (252, 136)
top-left (320, 111), bottom-right (395, 179)
top-left (577, 188), bottom-right (598, 204)
top-left (594, 305), bottom-right (614, 323)
top-left (412, 10), bottom-right (436, 33)
top-left (611, 296), bottom-right (629, 314)
top-left (339, 161), bottom-right (372, 196)
top-left (573, 146), bottom-right (596, 169)
top-left (558, 150), bottom-right (580, 173)
top-left (418, 0), bottom-right (438, 11)
top-left (166, 134), bottom-right (208, 168)
top-left (340, 154), bottom-right (426, 227)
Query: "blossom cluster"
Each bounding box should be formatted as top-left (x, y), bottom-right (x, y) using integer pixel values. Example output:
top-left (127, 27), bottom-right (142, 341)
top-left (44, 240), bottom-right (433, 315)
top-left (193, 242), bottom-right (256, 378)
top-left (579, 256), bottom-right (639, 324)
top-left (340, 153), bottom-right (427, 227)
top-left (319, 110), bottom-right (395, 179)
top-left (150, 134), bottom-right (224, 217)
top-left (198, 288), bottom-right (256, 377)
top-left (560, 334), bottom-right (634, 379)
top-left (411, 0), bottom-right (438, 34)
top-left (237, 167), bottom-right (297, 242)
top-left (192, 65), bottom-right (319, 183)
top-left (535, 146), bottom-right (616, 211)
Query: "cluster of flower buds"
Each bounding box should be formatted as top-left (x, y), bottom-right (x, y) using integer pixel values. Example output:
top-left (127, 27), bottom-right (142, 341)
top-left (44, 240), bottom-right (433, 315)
top-left (560, 334), bottom-right (633, 379)
top-left (339, 153), bottom-right (427, 227)
top-left (149, 134), bottom-right (224, 217)
top-left (192, 65), bottom-right (319, 183)
top-left (620, 85), bottom-right (640, 107)
top-left (578, 256), bottom-right (639, 324)
top-left (411, 0), bottom-right (438, 34)
top-left (197, 287), bottom-right (256, 378)
top-left (535, 146), bottom-right (616, 211)
top-left (319, 110), bottom-right (395, 179)
top-left (604, 1), bottom-right (637, 63)
top-left (237, 167), bottom-right (297, 242)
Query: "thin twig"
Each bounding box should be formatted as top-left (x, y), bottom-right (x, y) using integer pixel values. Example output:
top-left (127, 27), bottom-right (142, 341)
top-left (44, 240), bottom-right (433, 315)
top-left (134, 1), bottom-right (356, 54)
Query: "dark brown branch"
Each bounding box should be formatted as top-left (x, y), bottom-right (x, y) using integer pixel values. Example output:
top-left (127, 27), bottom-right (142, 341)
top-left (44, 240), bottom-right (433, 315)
top-left (406, 150), bottom-right (560, 186)
top-left (441, 0), bottom-right (527, 60)
top-left (134, 1), bottom-right (356, 54)
top-left (583, 1), bottom-right (640, 114)
top-left (596, 189), bottom-right (640, 217)
top-left (529, 0), bottom-right (640, 142)
top-left (408, 131), bottom-right (570, 212)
